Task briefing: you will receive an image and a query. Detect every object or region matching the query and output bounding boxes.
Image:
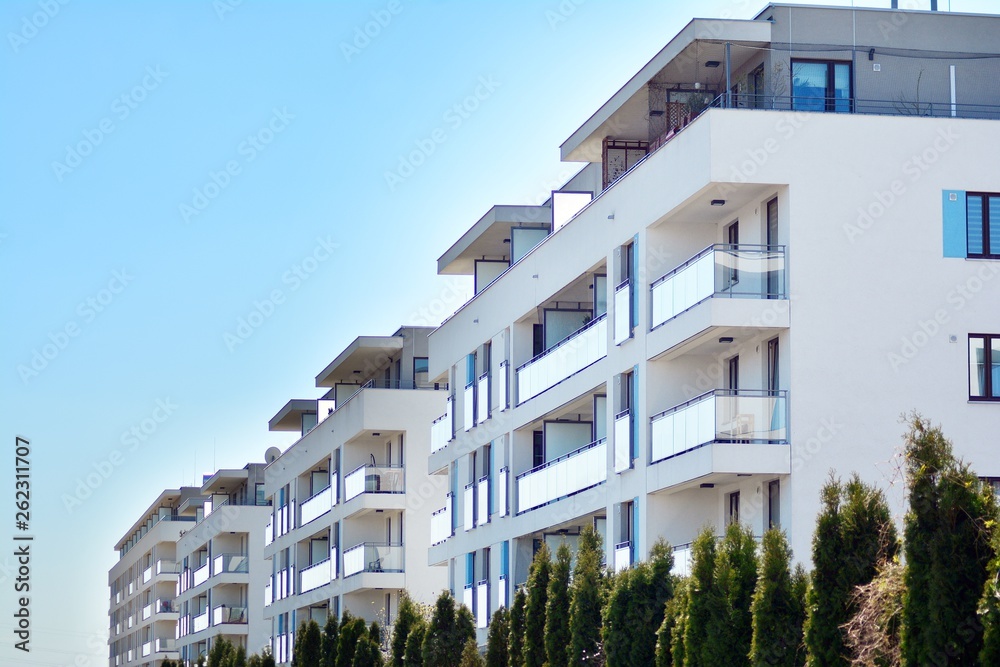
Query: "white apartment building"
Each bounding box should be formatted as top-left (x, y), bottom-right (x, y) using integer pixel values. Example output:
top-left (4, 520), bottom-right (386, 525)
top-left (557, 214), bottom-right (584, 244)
top-left (110, 488), bottom-right (203, 667)
top-left (425, 3), bottom-right (1000, 641)
top-left (262, 326), bottom-right (448, 665)
top-left (175, 464), bottom-right (271, 663)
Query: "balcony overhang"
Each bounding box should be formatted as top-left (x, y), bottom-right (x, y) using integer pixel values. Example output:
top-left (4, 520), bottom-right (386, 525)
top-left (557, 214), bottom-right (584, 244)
top-left (315, 336), bottom-right (404, 387)
top-left (438, 205), bottom-right (550, 276)
top-left (560, 18), bottom-right (771, 163)
top-left (647, 443), bottom-right (790, 494)
top-left (200, 469), bottom-right (249, 494)
top-left (268, 399), bottom-right (318, 432)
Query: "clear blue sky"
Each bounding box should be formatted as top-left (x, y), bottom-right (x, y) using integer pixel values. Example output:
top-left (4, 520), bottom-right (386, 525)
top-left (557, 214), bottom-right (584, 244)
top-left (1, 0), bottom-right (996, 664)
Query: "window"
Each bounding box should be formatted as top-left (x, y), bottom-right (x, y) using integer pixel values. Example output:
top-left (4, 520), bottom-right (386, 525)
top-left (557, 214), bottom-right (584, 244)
top-left (969, 334), bottom-right (1000, 400)
top-left (967, 193), bottom-right (1000, 258)
top-left (413, 357), bottom-right (429, 387)
top-left (768, 480), bottom-right (780, 529)
top-left (728, 491), bottom-right (741, 525)
top-left (792, 60), bottom-right (851, 112)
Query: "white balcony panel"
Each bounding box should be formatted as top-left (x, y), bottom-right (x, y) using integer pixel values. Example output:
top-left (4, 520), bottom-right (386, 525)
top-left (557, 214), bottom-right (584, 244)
top-left (343, 544), bottom-right (365, 577)
top-left (193, 611), bottom-right (209, 633)
top-left (464, 383), bottom-right (475, 431)
top-left (431, 413), bottom-right (451, 453)
top-left (300, 558), bottom-right (332, 592)
top-left (516, 439), bottom-right (606, 514)
top-left (264, 578), bottom-right (272, 607)
top-left (477, 373), bottom-right (490, 424)
top-left (463, 585), bottom-right (474, 613)
top-left (672, 546), bottom-right (693, 577)
top-left (301, 486), bottom-right (333, 525)
top-left (446, 396), bottom-right (454, 439)
top-left (192, 563), bottom-right (209, 588)
top-left (264, 516), bottom-right (274, 547)
top-left (498, 467), bottom-right (508, 517)
top-left (614, 410), bottom-right (631, 473)
top-left (142, 642), bottom-right (151, 658)
top-left (614, 542), bottom-right (631, 572)
top-left (613, 281), bottom-right (631, 344)
top-left (431, 495), bottom-right (453, 546)
top-left (498, 360), bottom-right (508, 411)
top-left (476, 475), bottom-right (490, 526)
top-left (476, 581), bottom-right (489, 629)
top-left (464, 483), bottom-right (475, 532)
top-left (498, 574), bottom-right (508, 609)
top-left (516, 315), bottom-right (607, 405)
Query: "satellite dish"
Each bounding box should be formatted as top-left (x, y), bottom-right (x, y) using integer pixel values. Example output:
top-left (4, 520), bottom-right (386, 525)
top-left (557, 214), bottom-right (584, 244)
top-left (265, 447), bottom-right (281, 464)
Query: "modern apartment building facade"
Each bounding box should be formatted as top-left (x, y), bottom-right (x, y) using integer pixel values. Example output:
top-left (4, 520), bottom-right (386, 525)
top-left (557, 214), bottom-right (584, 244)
top-left (262, 326), bottom-right (448, 664)
top-left (110, 488), bottom-right (203, 667)
top-left (175, 464), bottom-right (271, 663)
top-left (425, 3), bottom-right (1000, 641)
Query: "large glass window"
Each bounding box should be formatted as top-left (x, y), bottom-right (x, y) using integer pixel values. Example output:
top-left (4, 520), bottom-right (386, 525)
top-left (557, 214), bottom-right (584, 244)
top-left (792, 60), bottom-right (851, 112)
top-left (969, 334), bottom-right (1000, 400)
top-left (967, 193), bottom-right (1000, 258)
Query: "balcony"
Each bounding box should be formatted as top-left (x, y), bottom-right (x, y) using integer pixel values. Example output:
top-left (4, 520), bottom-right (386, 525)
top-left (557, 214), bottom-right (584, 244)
top-left (498, 361), bottom-right (509, 411)
top-left (650, 389), bottom-right (788, 463)
top-left (154, 598), bottom-right (174, 615)
top-left (300, 481), bottom-right (335, 526)
top-left (344, 464), bottom-right (404, 501)
top-left (614, 409), bottom-right (632, 473)
top-left (498, 574), bottom-right (508, 609)
top-left (142, 603), bottom-right (152, 621)
top-left (463, 583), bottom-right (474, 613)
top-left (613, 280), bottom-right (631, 345)
top-left (343, 542), bottom-right (404, 577)
top-left (213, 604), bottom-right (248, 625)
top-left (154, 637), bottom-right (176, 653)
top-left (300, 555), bottom-right (334, 593)
top-left (477, 372), bottom-right (490, 424)
top-left (498, 467), bottom-right (508, 517)
top-left (212, 552), bottom-right (249, 576)
top-left (142, 642), bottom-right (151, 658)
top-left (464, 382), bottom-right (475, 431)
top-left (476, 475), bottom-right (490, 527)
top-left (650, 245), bottom-right (786, 330)
top-left (614, 541), bottom-right (631, 572)
top-left (143, 565), bottom-right (152, 584)
top-left (431, 408), bottom-right (452, 453)
top-left (264, 576), bottom-right (272, 607)
top-left (430, 493), bottom-right (453, 546)
top-left (516, 438), bottom-right (607, 514)
top-left (476, 580), bottom-right (489, 629)
top-left (155, 559), bottom-right (179, 576)
top-left (516, 313), bottom-right (607, 405)
top-left (264, 515), bottom-right (274, 547)
top-left (464, 482), bottom-right (475, 532)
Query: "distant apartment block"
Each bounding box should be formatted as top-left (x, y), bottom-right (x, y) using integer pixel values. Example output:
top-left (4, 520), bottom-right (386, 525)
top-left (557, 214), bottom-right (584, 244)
top-left (262, 326), bottom-right (448, 664)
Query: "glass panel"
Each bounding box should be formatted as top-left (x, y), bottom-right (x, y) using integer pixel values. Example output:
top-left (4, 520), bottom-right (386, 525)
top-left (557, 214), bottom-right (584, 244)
top-left (970, 336), bottom-right (986, 397)
top-left (511, 227), bottom-right (550, 263)
top-left (833, 63), bottom-right (851, 112)
top-left (594, 275), bottom-right (608, 317)
top-left (792, 62), bottom-right (828, 111)
top-left (989, 196), bottom-right (1000, 255)
top-left (992, 339), bottom-right (1000, 398)
top-left (545, 310), bottom-right (591, 349)
top-left (967, 195), bottom-right (984, 255)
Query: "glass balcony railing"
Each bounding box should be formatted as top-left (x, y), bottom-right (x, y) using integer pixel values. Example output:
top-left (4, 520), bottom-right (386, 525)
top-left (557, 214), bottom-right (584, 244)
top-left (431, 408), bottom-right (452, 453)
top-left (300, 482), bottom-right (334, 526)
top-left (613, 280), bottom-right (632, 345)
top-left (476, 475), bottom-right (490, 527)
top-left (477, 373), bottom-right (490, 424)
top-left (155, 559), bottom-right (179, 575)
top-left (212, 553), bottom-right (249, 576)
top-left (264, 515), bottom-right (274, 547)
top-left (498, 361), bottom-right (509, 411)
top-left (344, 464), bottom-right (404, 501)
top-left (192, 610), bottom-right (209, 633)
top-left (516, 314), bottom-right (607, 404)
top-left (614, 541), bottom-right (632, 572)
top-left (430, 493), bottom-right (453, 546)
top-left (213, 604), bottom-right (248, 625)
top-left (476, 580), bottom-right (489, 629)
top-left (614, 409), bottom-right (632, 473)
top-left (343, 542), bottom-right (403, 577)
top-left (154, 637), bottom-right (176, 653)
top-left (464, 382), bottom-right (475, 431)
top-left (650, 244), bottom-right (786, 329)
top-left (516, 438), bottom-right (607, 514)
top-left (463, 583), bottom-right (474, 613)
top-left (498, 467), bottom-right (509, 517)
top-left (464, 482), bottom-right (475, 532)
top-left (650, 389), bottom-right (788, 464)
top-left (300, 553), bottom-right (336, 593)
top-left (192, 562), bottom-right (209, 588)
